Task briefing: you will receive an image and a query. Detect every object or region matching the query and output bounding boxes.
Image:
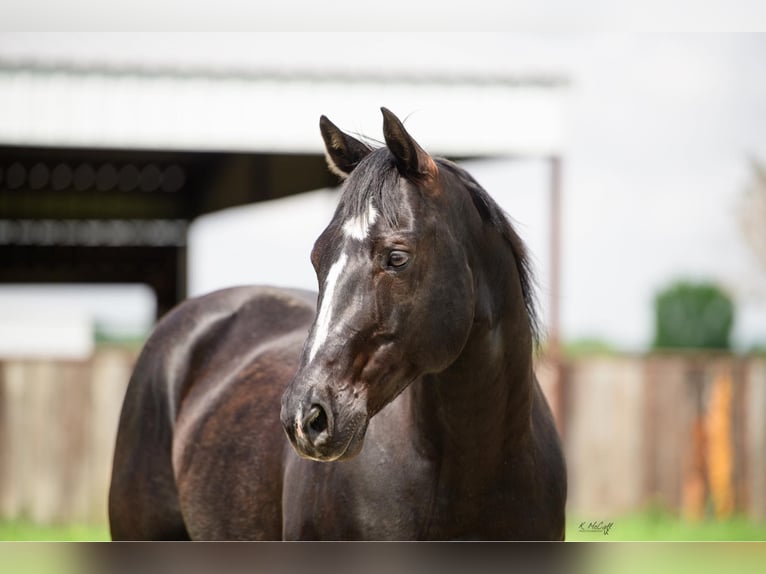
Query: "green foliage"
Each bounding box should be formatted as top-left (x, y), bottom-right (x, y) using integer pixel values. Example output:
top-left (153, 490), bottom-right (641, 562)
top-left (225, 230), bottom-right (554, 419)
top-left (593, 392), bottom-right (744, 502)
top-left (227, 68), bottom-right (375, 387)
top-left (652, 281), bottom-right (734, 350)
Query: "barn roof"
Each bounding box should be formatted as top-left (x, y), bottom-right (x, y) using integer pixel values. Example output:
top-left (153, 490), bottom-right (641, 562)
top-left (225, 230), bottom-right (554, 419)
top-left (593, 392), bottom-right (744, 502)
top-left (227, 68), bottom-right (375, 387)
top-left (0, 59), bottom-right (569, 157)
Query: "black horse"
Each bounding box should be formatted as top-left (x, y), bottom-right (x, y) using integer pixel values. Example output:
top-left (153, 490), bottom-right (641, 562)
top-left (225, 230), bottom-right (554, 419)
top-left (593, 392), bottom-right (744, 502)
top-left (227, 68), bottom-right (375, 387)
top-left (108, 108), bottom-right (566, 540)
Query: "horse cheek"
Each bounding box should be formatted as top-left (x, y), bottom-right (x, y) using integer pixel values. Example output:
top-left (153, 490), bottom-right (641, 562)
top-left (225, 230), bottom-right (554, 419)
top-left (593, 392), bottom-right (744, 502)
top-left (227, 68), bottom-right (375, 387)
top-left (418, 273), bottom-right (474, 373)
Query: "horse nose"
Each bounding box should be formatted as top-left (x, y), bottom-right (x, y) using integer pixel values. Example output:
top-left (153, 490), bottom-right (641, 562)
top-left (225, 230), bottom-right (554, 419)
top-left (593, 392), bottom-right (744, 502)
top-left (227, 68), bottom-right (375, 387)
top-left (281, 392), bottom-right (334, 453)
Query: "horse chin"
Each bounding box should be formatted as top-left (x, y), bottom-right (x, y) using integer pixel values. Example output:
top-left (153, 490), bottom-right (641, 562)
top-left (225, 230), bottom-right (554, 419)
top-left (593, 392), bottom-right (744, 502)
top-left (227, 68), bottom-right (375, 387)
top-left (334, 423), bottom-right (367, 460)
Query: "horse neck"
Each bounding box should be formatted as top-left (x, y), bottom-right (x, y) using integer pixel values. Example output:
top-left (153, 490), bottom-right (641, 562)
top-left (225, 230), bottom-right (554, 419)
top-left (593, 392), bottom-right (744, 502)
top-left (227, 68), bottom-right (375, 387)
top-left (411, 233), bottom-right (535, 463)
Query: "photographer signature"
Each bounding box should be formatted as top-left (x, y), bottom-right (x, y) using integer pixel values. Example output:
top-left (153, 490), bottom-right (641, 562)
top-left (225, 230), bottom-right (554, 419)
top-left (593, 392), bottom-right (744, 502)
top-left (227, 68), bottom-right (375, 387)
top-left (578, 520), bottom-right (614, 535)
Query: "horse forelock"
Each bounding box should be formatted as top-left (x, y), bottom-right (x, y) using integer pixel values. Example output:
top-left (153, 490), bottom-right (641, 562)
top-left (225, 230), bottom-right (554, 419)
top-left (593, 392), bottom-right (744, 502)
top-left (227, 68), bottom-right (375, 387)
top-left (338, 148), bottom-right (409, 230)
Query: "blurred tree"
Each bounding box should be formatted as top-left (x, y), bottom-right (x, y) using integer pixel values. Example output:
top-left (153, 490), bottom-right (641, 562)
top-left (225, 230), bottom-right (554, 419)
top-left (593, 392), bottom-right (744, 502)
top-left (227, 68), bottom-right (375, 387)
top-left (738, 159), bottom-right (766, 272)
top-left (652, 281), bottom-right (734, 350)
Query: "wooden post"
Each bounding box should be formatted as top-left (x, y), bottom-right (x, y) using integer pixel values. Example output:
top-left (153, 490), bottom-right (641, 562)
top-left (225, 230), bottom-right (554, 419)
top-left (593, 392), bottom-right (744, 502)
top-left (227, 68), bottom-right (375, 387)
top-left (549, 156), bottom-right (565, 437)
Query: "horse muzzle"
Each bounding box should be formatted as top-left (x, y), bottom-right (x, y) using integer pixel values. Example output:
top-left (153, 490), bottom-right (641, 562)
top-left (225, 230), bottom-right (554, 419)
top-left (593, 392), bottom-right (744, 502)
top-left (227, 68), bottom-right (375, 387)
top-left (280, 386), bottom-right (368, 462)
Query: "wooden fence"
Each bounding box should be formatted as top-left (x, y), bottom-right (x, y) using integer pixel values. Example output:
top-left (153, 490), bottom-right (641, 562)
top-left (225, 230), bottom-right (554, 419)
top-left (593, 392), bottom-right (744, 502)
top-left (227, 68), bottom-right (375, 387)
top-left (542, 353), bottom-right (766, 521)
top-left (0, 348), bottom-right (764, 526)
top-left (0, 347), bottom-right (137, 525)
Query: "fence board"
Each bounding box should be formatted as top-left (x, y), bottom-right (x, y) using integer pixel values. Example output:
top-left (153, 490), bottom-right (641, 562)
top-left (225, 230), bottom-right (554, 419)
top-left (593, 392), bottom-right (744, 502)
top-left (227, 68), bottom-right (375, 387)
top-left (565, 357), bottom-right (645, 516)
top-left (747, 359), bottom-right (766, 521)
top-left (0, 349), bottom-right (136, 526)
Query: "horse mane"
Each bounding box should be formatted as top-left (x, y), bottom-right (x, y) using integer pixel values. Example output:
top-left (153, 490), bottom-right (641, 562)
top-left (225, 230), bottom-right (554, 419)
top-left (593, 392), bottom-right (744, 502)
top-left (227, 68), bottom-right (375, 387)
top-left (338, 148), bottom-right (541, 344)
top-left (436, 159), bottom-right (541, 344)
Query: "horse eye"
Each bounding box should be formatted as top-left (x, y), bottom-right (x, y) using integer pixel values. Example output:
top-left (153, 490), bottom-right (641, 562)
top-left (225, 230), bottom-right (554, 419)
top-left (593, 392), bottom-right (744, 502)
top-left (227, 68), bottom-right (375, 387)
top-left (386, 250), bottom-right (410, 269)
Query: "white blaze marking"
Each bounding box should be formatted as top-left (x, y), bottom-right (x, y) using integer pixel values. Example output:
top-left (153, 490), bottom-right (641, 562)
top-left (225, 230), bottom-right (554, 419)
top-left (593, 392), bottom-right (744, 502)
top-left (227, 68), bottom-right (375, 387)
top-left (309, 252), bottom-right (348, 363)
top-left (343, 203), bottom-right (378, 240)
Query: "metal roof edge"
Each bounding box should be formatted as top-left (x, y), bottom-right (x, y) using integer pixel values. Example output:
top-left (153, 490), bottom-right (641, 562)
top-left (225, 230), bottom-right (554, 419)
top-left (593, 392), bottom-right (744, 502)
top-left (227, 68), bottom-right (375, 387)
top-left (0, 58), bottom-right (571, 89)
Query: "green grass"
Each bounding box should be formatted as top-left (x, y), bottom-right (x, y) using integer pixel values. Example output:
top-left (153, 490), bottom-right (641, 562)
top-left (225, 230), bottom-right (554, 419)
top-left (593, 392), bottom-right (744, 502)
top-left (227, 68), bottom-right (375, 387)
top-left (0, 520), bottom-right (109, 542)
top-left (562, 337), bottom-right (620, 358)
top-left (567, 509), bottom-right (766, 541)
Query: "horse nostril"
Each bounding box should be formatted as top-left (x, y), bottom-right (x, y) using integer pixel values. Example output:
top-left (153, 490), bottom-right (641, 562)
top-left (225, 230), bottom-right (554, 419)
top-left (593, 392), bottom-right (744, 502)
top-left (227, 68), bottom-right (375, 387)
top-left (300, 403), bottom-right (330, 447)
top-left (307, 404), bottom-right (328, 435)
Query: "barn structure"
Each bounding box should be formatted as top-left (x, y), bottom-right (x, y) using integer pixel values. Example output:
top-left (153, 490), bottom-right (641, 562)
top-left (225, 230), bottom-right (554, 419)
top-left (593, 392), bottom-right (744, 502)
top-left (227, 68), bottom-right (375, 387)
top-left (0, 59), bottom-right (569, 334)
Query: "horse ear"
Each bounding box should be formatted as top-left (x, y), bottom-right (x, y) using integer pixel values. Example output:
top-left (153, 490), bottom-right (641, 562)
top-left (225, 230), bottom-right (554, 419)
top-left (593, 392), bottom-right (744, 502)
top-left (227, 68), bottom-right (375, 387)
top-left (381, 107), bottom-right (436, 180)
top-left (320, 115), bottom-right (372, 179)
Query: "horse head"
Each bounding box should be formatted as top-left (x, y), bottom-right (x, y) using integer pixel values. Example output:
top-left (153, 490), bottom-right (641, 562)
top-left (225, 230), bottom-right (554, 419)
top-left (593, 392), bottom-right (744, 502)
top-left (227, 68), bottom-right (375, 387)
top-left (280, 108), bottom-right (489, 461)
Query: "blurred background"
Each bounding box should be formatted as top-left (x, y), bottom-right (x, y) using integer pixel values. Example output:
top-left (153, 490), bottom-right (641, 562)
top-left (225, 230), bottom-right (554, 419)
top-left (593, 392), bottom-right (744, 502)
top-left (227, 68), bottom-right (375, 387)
top-left (0, 32), bottom-right (765, 541)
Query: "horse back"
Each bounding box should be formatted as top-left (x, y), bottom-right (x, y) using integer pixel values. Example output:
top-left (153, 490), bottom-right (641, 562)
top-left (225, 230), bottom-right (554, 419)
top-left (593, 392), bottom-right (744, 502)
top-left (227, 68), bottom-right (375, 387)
top-left (108, 286), bottom-right (316, 540)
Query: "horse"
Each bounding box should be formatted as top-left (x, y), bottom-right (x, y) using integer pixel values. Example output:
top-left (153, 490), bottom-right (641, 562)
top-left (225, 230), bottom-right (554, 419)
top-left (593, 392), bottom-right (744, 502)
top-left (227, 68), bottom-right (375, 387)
top-left (108, 108), bottom-right (567, 540)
